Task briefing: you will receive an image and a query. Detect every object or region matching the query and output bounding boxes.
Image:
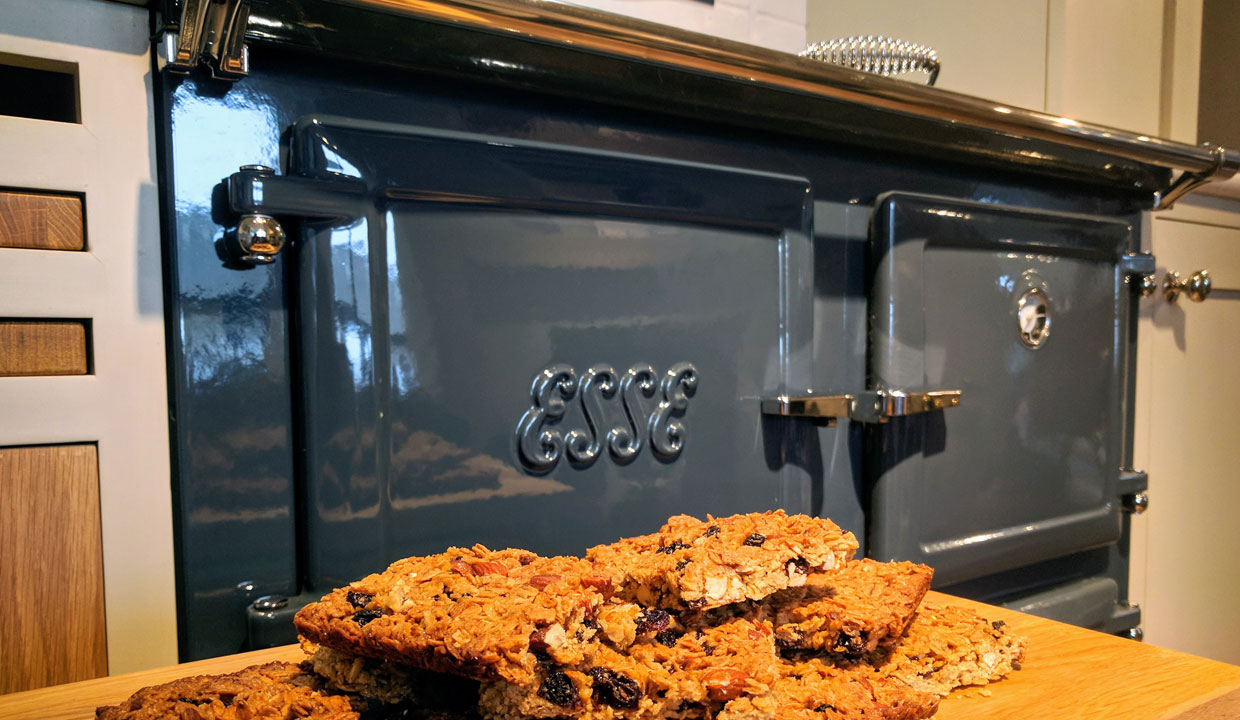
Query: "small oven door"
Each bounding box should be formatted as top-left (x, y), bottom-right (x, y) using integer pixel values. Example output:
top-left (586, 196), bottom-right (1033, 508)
top-left (865, 192), bottom-right (1132, 587)
top-left (252, 115), bottom-right (825, 590)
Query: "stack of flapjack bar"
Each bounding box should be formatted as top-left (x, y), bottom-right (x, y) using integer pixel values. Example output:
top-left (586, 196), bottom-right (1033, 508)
top-left (97, 511), bottom-right (1025, 719)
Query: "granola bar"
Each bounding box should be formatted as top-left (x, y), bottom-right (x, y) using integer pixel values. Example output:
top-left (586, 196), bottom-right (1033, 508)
top-left (586, 512), bottom-right (858, 610)
top-left (716, 659), bottom-right (938, 720)
top-left (294, 546), bottom-right (638, 689)
top-left (851, 601), bottom-right (1027, 697)
top-left (95, 662), bottom-right (363, 720)
top-left (755, 559), bottom-right (933, 656)
top-left (477, 617), bottom-right (783, 720)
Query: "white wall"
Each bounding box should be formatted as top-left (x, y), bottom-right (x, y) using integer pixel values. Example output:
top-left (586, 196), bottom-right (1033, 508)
top-left (562, 0), bottom-right (808, 53)
top-left (809, 0), bottom-right (1049, 113)
top-left (807, 0), bottom-right (1172, 137)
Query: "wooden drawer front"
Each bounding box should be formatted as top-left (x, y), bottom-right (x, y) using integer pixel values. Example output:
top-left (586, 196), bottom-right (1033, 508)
top-left (0, 321), bottom-right (89, 377)
top-left (0, 444), bottom-right (107, 694)
top-left (0, 191), bottom-right (84, 251)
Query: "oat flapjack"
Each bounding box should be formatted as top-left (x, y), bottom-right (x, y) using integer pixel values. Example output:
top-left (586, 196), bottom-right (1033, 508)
top-left (716, 658), bottom-right (938, 720)
top-left (842, 601), bottom-right (1027, 697)
top-left (586, 511), bottom-right (858, 611)
top-left (294, 546), bottom-right (640, 689)
top-left (753, 559), bottom-right (933, 656)
top-left (479, 617), bottom-right (781, 720)
top-left (95, 661), bottom-right (364, 720)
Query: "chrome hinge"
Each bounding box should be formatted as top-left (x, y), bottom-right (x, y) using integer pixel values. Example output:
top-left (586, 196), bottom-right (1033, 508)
top-left (220, 164), bottom-right (367, 266)
top-left (761, 389), bottom-right (961, 425)
top-left (157, 0), bottom-right (251, 80)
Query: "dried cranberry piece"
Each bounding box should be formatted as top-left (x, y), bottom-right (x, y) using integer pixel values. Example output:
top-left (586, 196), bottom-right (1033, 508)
top-left (655, 629), bottom-right (682, 647)
top-left (352, 608), bottom-right (383, 626)
top-left (676, 558), bottom-right (691, 571)
top-left (991, 620), bottom-right (1006, 630)
top-left (346, 591), bottom-right (374, 609)
top-left (538, 670), bottom-right (580, 708)
top-left (529, 627), bottom-right (551, 652)
top-left (177, 698), bottom-right (210, 706)
top-left (703, 525), bottom-right (721, 538)
top-left (742, 533), bottom-right (766, 547)
top-left (635, 608), bottom-right (671, 635)
top-left (588, 667), bottom-right (642, 709)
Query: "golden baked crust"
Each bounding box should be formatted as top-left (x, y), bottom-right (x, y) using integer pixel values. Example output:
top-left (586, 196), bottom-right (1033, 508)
top-left (717, 659), bottom-right (938, 720)
top-left (844, 601), bottom-right (1027, 697)
top-left (754, 560), bottom-right (933, 656)
top-left (94, 661), bottom-right (362, 720)
top-left (294, 546), bottom-right (638, 689)
top-left (586, 511), bottom-right (858, 610)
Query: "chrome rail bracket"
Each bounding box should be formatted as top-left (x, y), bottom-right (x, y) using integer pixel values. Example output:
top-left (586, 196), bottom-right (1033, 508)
top-left (1153, 146), bottom-right (1235, 210)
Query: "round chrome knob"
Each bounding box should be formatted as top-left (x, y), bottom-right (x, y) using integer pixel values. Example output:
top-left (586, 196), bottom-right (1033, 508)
top-left (1125, 627), bottom-right (1144, 642)
top-left (1123, 492), bottom-right (1149, 514)
top-left (1164, 269), bottom-right (1212, 303)
top-left (1139, 273), bottom-right (1158, 297)
top-left (236, 214), bottom-right (285, 264)
top-left (1187, 269), bottom-right (1212, 302)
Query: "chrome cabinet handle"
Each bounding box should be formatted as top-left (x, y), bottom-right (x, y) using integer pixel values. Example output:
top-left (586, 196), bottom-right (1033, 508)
top-left (760, 395), bottom-right (853, 423)
top-left (1161, 269), bottom-right (1238, 303)
top-left (800, 36), bottom-right (940, 86)
top-left (761, 389), bottom-right (961, 424)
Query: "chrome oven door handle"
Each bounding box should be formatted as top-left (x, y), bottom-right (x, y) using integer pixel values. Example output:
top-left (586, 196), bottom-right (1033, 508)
top-left (762, 390), bottom-right (962, 424)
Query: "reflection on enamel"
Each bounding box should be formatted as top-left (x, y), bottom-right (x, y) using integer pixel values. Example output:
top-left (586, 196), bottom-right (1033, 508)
top-left (320, 136), bottom-right (363, 177)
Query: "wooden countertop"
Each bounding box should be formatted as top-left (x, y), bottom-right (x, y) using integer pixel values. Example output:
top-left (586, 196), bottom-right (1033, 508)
top-left (3, 592), bottom-right (1238, 719)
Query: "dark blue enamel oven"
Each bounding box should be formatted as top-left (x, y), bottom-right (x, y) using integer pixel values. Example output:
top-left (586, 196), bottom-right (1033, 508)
top-left (154, 0), bottom-right (1236, 661)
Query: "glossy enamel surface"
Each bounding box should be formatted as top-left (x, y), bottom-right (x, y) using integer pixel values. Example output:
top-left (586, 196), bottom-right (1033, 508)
top-left (161, 22), bottom-right (1146, 657)
top-left (868, 194), bottom-right (1132, 586)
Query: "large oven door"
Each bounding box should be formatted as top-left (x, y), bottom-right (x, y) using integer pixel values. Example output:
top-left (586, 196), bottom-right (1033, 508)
top-left (866, 192), bottom-right (1132, 586)
top-left (251, 116), bottom-right (819, 590)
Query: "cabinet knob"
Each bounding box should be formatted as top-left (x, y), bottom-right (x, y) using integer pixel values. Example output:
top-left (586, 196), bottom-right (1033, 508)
top-left (1163, 269), bottom-right (1212, 303)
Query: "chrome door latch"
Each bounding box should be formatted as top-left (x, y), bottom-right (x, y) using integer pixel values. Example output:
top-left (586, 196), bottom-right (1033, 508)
top-left (220, 164), bottom-right (367, 267)
top-left (1120, 253), bottom-right (1157, 297)
top-left (761, 389), bottom-right (961, 425)
top-left (156, 0), bottom-right (252, 80)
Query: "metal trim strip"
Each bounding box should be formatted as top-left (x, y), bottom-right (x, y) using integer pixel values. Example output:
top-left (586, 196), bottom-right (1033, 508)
top-left (314, 0), bottom-right (1236, 198)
